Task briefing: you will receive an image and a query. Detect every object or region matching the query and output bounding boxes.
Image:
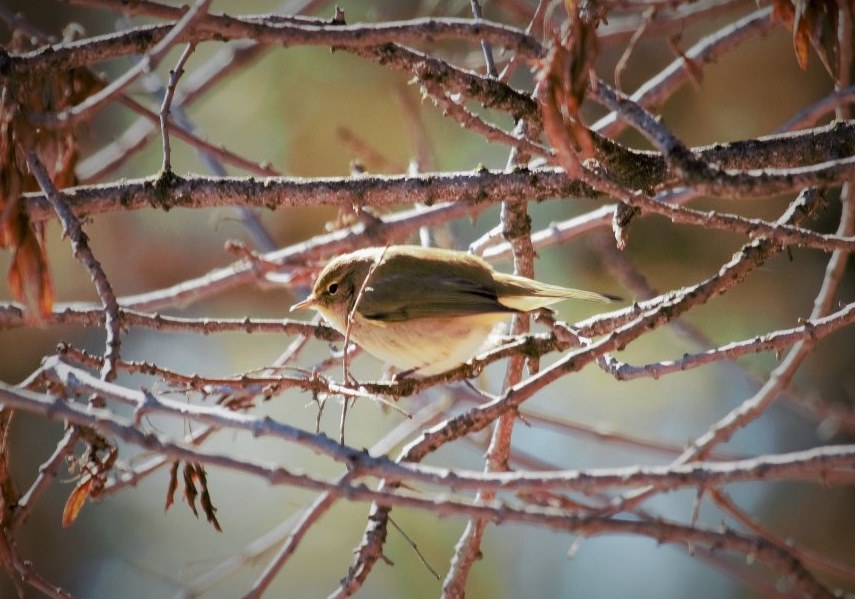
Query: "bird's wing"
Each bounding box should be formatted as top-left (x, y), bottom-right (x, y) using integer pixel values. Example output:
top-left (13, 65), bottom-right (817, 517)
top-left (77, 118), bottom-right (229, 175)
top-left (357, 274), bottom-right (516, 322)
top-left (493, 272), bottom-right (622, 305)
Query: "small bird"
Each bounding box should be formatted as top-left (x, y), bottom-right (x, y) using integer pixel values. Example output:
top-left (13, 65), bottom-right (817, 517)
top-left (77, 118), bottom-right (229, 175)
top-left (290, 245), bottom-right (620, 376)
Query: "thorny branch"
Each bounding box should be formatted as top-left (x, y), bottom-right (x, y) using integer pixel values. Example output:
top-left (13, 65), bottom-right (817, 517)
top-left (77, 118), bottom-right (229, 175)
top-left (0, 1), bottom-right (853, 598)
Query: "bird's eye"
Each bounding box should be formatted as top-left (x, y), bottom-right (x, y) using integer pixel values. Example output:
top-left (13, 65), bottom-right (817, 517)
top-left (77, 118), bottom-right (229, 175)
top-left (327, 282), bottom-right (339, 295)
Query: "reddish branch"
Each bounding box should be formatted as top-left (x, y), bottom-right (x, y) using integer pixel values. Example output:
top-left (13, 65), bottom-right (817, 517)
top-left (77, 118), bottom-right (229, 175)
top-left (26, 153), bottom-right (122, 382)
top-left (1, 1), bottom-right (853, 597)
top-left (2, 13), bottom-right (544, 80)
top-left (0, 377), bottom-right (843, 599)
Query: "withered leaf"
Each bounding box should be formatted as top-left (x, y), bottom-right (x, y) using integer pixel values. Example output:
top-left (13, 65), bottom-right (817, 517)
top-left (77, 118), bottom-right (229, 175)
top-left (183, 462), bottom-right (199, 517)
top-left (7, 221), bottom-right (54, 321)
top-left (772, 0), bottom-right (840, 73)
top-left (194, 464), bottom-right (222, 532)
top-left (164, 461), bottom-right (179, 511)
top-left (62, 476), bottom-right (94, 527)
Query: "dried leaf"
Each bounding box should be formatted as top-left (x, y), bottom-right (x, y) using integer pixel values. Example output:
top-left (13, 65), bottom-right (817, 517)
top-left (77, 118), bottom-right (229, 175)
top-left (194, 464), bottom-right (222, 532)
top-left (62, 477), bottom-right (94, 527)
top-left (537, 1), bottom-right (602, 171)
top-left (771, 0), bottom-right (840, 74)
top-left (1, 26), bottom-right (94, 322)
top-left (164, 461), bottom-right (179, 511)
top-left (62, 432), bottom-right (116, 527)
top-left (7, 222), bottom-right (53, 321)
top-left (176, 462), bottom-right (222, 530)
top-left (793, 10), bottom-right (811, 70)
top-left (667, 36), bottom-right (703, 89)
top-left (562, 0), bottom-right (599, 108)
top-left (612, 202), bottom-right (639, 250)
top-left (771, 0), bottom-right (795, 26)
top-left (537, 41), bottom-right (593, 177)
top-left (183, 462), bottom-right (199, 517)
top-left (539, 46), bottom-right (580, 176)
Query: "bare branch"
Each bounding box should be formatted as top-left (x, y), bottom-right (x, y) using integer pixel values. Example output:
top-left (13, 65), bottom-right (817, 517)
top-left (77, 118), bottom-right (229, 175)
top-left (3, 2), bottom-right (853, 596)
top-left (32, 0), bottom-right (212, 126)
top-left (159, 42), bottom-right (196, 173)
top-left (26, 153), bottom-right (122, 381)
top-left (5, 14), bottom-right (543, 81)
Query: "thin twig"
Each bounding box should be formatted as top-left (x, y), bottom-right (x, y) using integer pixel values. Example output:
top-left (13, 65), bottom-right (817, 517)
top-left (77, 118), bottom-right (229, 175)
top-left (592, 8), bottom-right (775, 136)
top-left (777, 84), bottom-right (855, 131)
top-left (35, 0), bottom-right (212, 126)
top-left (601, 302), bottom-right (855, 381)
top-left (711, 488), bottom-right (855, 583)
top-left (159, 42), bottom-right (196, 173)
top-left (26, 152), bottom-right (122, 381)
top-left (78, 41), bottom-right (273, 181)
top-left (340, 246), bottom-right (389, 443)
top-left (389, 516), bottom-right (441, 579)
top-left (469, 0), bottom-right (498, 77)
top-left (12, 428), bottom-right (80, 527)
top-left (614, 7), bottom-right (655, 92)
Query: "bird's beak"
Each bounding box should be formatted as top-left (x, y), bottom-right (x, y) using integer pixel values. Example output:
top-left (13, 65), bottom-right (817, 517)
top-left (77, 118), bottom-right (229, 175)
top-left (290, 297), bottom-right (317, 312)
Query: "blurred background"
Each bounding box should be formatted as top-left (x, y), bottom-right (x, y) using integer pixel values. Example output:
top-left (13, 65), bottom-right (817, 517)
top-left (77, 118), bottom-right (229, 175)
top-left (1, 0), bottom-right (854, 597)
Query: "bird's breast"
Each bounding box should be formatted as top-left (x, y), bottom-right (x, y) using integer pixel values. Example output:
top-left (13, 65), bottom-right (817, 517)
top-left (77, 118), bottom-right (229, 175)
top-left (346, 312), bottom-right (507, 376)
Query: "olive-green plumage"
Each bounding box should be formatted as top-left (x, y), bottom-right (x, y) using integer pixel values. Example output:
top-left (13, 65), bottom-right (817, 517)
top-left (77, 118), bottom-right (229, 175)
top-left (291, 245), bottom-right (620, 376)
